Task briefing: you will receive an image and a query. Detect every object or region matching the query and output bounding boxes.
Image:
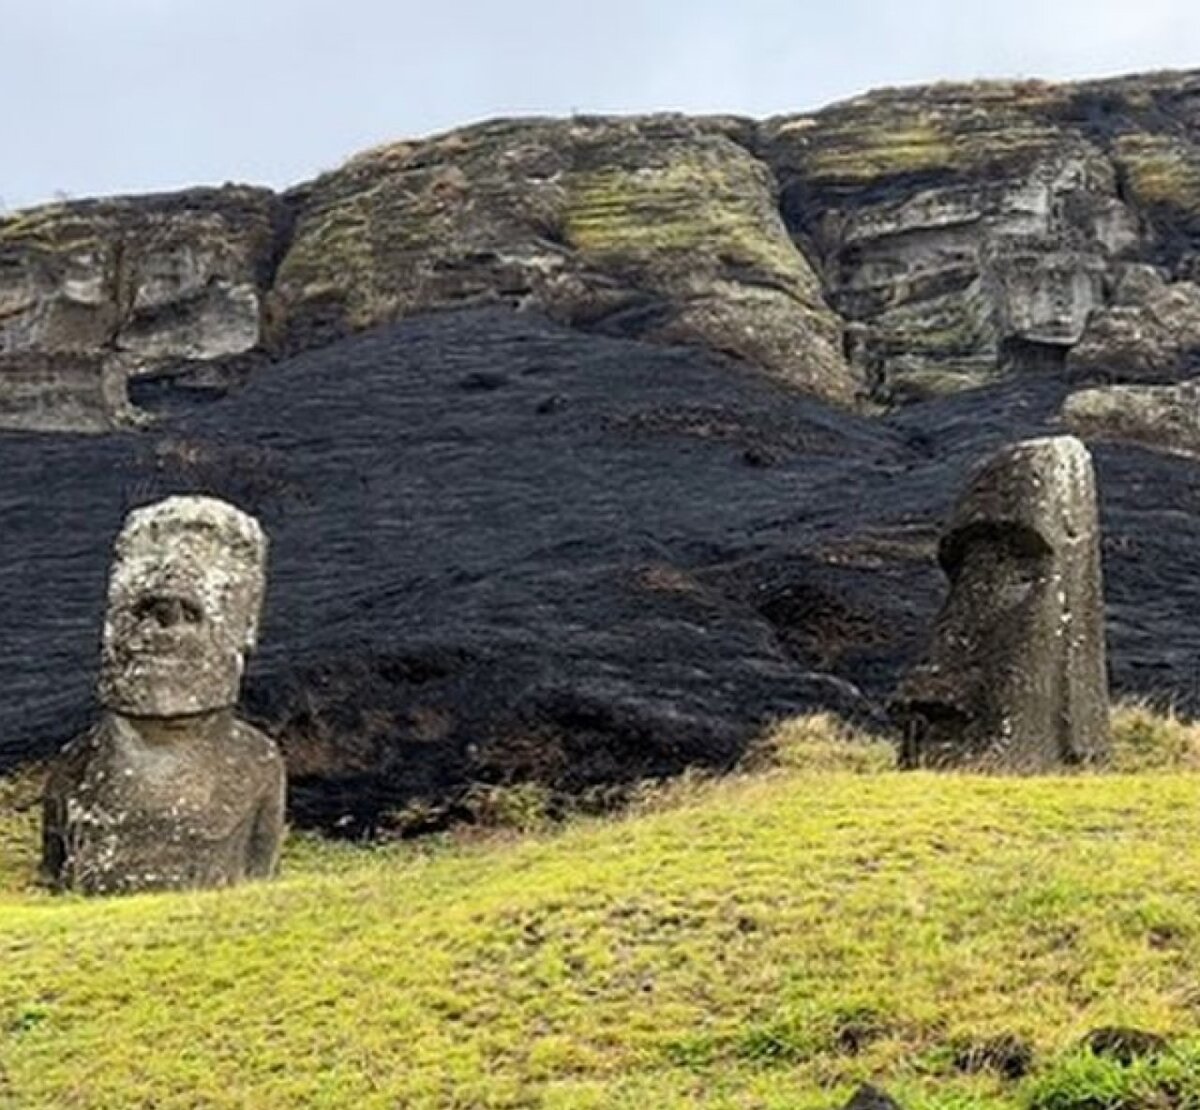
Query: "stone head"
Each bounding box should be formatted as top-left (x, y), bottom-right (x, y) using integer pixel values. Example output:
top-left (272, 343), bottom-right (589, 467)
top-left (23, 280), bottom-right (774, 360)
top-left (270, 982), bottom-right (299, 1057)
top-left (98, 496), bottom-right (268, 717)
top-left (894, 435), bottom-right (1109, 768)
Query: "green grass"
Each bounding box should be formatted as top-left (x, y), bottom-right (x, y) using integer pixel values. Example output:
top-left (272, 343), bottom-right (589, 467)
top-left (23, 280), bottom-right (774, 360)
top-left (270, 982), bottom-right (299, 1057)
top-left (745, 711), bottom-right (899, 774)
top-left (1110, 700), bottom-right (1200, 773)
top-left (1114, 134), bottom-right (1200, 214)
top-left (4, 719), bottom-right (1200, 1108)
top-left (800, 122), bottom-right (958, 182)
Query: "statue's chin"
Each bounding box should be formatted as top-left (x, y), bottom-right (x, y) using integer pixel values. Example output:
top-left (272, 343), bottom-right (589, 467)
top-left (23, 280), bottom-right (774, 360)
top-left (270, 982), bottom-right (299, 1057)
top-left (107, 694), bottom-right (230, 719)
top-left (99, 659), bottom-right (239, 718)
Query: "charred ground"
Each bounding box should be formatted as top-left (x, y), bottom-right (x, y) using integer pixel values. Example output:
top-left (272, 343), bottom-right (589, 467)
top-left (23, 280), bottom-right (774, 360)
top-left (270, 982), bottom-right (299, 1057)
top-left (3, 307), bottom-right (1200, 831)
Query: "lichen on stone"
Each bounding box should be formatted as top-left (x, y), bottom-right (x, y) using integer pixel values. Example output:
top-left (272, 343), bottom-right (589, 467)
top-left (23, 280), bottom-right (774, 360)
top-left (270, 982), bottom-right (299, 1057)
top-left (271, 116), bottom-right (860, 403)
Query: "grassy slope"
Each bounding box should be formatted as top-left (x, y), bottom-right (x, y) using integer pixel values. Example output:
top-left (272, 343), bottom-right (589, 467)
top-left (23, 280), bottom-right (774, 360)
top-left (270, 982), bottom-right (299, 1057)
top-left (4, 760), bottom-right (1200, 1109)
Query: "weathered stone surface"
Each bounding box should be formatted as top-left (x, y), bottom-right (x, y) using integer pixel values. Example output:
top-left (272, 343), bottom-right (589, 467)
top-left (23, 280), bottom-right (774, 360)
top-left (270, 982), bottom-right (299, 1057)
top-left (0, 187), bottom-right (282, 428)
top-left (42, 711), bottom-right (285, 894)
top-left (1064, 378), bottom-right (1200, 458)
top-left (984, 237), bottom-right (1108, 348)
top-left (41, 495), bottom-right (285, 894)
top-left (758, 73), bottom-right (1200, 399)
top-left (893, 436), bottom-right (1110, 770)
top-left (99, 496), bottom-right (269, 716)
top-left (1068, 267), bottom-right (1200, 382)
top-left (0, 352), bottom-right (132, 433)
top-left (271, 116), bottom-right (859, 404)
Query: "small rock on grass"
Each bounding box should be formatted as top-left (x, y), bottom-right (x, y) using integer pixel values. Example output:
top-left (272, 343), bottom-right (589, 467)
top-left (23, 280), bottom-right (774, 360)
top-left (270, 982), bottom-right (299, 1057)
top-left (841, 1083), bottom-right (905, 1110)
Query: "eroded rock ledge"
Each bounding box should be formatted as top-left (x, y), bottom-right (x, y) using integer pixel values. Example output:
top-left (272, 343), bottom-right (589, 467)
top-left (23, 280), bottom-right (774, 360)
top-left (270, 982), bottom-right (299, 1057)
top-left (2, 68), bottom-right (1199, 427)
top-left (0, 187), bottom-right (285, 428)
top-left (763, 70), bottom-right (1200, 398)
top-left (273, 116), bottom-right (857, 403)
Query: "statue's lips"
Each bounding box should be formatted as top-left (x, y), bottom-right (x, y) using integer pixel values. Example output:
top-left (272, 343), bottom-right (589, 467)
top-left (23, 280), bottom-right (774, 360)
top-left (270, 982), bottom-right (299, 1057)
top-left (122, 628), bottom-right (205, 652)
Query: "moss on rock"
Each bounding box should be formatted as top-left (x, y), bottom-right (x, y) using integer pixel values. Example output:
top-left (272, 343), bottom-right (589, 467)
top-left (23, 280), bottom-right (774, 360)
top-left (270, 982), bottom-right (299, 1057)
top-left (272, 117), bottom-right (860, 404)
top-left (563, 156), bottom-right (806, 282)
top-left (763, 80), bottom-right (1074, 192)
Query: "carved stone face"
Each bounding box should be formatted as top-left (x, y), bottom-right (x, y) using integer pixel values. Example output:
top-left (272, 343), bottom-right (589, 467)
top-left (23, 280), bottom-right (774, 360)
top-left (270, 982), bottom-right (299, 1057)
top-left (98, 496), bottom-right (268, 717)
top-left (893, 436), bottom-right (1110, 769)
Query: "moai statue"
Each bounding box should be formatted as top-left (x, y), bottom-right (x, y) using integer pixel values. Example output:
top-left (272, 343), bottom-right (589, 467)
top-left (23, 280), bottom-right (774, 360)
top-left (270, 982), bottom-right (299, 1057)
top-left (41, 496), bottom-right (286, 894)
top-left (892, 436), bottom-right (1110, 770)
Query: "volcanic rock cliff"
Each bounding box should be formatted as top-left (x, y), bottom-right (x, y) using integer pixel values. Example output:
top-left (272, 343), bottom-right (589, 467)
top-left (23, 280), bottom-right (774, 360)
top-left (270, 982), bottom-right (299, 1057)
top-left (4, 69), bottom-right (1200, 830)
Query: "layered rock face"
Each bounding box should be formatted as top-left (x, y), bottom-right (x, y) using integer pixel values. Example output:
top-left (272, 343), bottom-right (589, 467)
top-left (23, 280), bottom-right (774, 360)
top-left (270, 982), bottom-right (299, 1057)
top-left (0, 187), bottom-right (283, 428)
top-left (1068, 266), bottom-right (1200, 381)
top-left (5, 69), bottom-right (1200, 425)
top-left (1064, 379), bottom-right (1200, 458)
top-left (0, 352), bottom-right (128, 432)
top-left (763, 73), bottom-right (1200, 398)
top-left (271, 116), bottom-right (856, 402)
top-left (1059, 263), bottom-right (1200, 458)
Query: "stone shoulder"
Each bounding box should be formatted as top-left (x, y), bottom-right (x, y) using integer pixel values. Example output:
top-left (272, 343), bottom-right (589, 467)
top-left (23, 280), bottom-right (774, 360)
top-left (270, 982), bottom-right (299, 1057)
top-left (233, 719), bottom-right (285, 766)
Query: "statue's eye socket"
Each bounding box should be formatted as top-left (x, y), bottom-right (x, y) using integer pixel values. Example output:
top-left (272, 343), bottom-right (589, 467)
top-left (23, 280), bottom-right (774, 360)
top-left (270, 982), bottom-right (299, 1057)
top-left (181, 600), bottom-right (202, 624)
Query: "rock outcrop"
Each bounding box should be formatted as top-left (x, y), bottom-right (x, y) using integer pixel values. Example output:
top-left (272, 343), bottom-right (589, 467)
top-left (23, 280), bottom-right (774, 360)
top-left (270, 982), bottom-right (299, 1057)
top-left (1068, 266), bottom-right (1200, 382)
top-left (758, 74), bottom-right (1171, 393)
top-left (5, 69), bottom-right (1200, 424)
top-left (0, 187), bottom-right (284, 428)
top-left (1064, 378), bottom-right (1200, 457)
top-left (0, 352), bottom-right (132, 432)
top-left (271, 116), bottom-right (857, 403)
top-left (762, 72), bottom-right (1200, 397)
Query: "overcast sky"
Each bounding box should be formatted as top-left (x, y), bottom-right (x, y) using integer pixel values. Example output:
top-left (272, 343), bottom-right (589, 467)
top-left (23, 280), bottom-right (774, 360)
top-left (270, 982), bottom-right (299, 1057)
top-left (3, 0), bottom-right (1199, 211)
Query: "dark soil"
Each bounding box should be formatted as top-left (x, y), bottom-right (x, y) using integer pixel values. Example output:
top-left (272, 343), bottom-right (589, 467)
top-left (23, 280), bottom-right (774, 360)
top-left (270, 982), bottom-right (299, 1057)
top-left (4, 307), bottom-right (1200, 832)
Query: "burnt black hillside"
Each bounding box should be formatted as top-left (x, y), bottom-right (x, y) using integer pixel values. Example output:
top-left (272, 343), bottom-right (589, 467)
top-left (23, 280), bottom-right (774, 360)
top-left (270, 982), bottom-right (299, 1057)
top-left (3, 308), bottom-right (1199, 830)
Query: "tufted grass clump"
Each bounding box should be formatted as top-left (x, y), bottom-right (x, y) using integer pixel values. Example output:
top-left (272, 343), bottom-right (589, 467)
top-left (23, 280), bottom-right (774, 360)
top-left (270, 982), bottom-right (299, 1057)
top-left (1026, 1040), bottom-right (1200, 1110)
top-left (1109, 699), bottom-right (1200, 772)
top-left (460, 781), bottom-right (556, 833)
top-left (759, 702), bottom-right (1200, 777)
top-left (1114, 134), bottom-right (1200, 212)
top-left (745, 711), bottom-right (899, 774)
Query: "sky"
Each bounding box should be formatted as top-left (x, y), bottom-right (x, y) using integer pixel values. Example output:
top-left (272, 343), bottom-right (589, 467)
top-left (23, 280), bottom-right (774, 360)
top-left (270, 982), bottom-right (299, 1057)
top-left (3, 0), bottom-right (1199, 211)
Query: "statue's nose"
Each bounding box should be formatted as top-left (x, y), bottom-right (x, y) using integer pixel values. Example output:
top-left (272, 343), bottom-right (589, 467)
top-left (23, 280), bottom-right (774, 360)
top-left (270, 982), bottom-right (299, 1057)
top-left (137, 595), bottom-right (201, 628)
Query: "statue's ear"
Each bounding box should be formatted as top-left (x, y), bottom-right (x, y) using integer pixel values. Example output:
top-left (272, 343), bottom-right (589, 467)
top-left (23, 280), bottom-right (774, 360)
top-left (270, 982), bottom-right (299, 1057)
top-left (240, 564), bottom-right (268, 655)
